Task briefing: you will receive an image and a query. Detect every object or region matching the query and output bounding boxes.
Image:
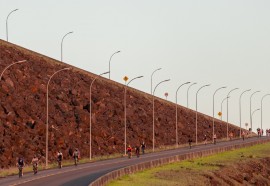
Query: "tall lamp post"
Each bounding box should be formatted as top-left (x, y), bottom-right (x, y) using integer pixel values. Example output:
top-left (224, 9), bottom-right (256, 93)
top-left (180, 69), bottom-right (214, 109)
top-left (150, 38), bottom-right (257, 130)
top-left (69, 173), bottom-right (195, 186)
top-left (124, 75), bottom-right (143, 155)
top-left (108, 51), bottom-right (120, 79)
top-left (150, 68), bottom-right (162, 95)
top-left (261, 94), bottom-right (270, 131)
top-left (239, 89), bottom-right (251, 137)
top-left (61, 31), bottom-right (73, 62)
top-left (187, 82), bottom-right (197, 108)
top-left (212, 86), bottom-right (226, 141)
top-left (89, 71), bottom-right (109, 160)
top-left (6, 9), bottom-right (18, 41)
top-left (221, 96), bottom-right (229, 121)
top-left (46, 67), bottom-right (70, 167)
top-left (153, 79), bottom-right (170, 152)
top-left (251, 108), bottom-right (260, 131)
top-left (175, 82), bottom-right (190, 147)
top-left (250, 91), bottom-right (260, 131)
top-left (226, 88), bottom-right (239, 139)
top-left (0, 60), bottom-right (27, 80)
top-left (195, 84), bottom-right (210, 144)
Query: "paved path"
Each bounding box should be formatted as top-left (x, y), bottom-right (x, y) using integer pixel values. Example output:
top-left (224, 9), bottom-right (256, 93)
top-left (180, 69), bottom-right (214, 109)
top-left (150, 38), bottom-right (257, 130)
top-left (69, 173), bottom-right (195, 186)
top-left (0, 136), bottom-right (268, 186)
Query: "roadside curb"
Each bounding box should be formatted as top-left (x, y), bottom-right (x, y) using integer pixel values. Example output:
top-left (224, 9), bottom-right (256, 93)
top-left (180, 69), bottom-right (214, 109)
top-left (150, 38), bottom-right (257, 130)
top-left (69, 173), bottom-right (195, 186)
top-left (89, 138), bottom-right (270, 186)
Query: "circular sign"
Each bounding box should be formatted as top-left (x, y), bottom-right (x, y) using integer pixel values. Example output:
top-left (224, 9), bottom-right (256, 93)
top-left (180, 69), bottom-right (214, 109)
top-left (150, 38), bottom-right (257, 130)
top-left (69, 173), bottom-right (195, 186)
top-left (123, 76), bottom-right (128, 82)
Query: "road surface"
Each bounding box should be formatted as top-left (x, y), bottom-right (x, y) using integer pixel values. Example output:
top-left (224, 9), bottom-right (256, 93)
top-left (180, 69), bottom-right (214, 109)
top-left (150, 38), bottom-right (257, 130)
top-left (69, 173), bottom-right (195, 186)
top-left (0, 136), bottom-right (268, 186)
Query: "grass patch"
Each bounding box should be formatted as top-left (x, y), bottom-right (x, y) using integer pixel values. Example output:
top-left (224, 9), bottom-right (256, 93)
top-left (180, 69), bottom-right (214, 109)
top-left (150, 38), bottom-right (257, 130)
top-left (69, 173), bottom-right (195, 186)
top-left (108, 142), bottom-right (270, 186)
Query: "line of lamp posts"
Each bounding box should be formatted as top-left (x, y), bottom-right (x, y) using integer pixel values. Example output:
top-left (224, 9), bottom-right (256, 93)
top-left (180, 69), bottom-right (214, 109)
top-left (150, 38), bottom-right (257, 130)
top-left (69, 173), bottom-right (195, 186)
top-left (4, 9), bottom-right (270, 167)
top-left (3, 59), bottom-right (270, 169)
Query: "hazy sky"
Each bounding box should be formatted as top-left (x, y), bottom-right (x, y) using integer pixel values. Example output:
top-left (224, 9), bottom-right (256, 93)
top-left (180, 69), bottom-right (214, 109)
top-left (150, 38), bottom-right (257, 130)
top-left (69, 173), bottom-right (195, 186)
top-left (1, 0), bottom-right (270, 132)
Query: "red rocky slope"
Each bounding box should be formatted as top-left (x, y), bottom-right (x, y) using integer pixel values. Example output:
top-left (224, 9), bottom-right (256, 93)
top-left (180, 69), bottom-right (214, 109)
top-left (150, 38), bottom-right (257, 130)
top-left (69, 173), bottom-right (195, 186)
top-left (0, 40), bottom-right (244, 168)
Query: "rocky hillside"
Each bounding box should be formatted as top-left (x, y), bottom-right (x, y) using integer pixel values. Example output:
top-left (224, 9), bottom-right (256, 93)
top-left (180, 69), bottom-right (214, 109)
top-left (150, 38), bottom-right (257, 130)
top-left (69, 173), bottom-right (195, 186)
top-left (0, 40), bottom-right (244, 168)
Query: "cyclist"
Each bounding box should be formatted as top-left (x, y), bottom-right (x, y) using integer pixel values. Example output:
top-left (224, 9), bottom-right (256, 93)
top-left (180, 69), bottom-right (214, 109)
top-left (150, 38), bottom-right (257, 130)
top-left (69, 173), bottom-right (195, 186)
top-left (57, 150), bottom-right (63, 168)
top-left (203, 135), bottom-right (207, 145)
top-left (17, 157), bottom-right (25, 177)
top-left (31, 155), bottom-right (39, 174)
top-left (213, 134), bottom-right (217, 144)
top-left (135, 145), bottom-right (140, 158)
top-left (73, 148), bottom-right (80, 166)
top-left (127, 145), bottom-right (132, 158)
top-left (141, 141), bottom-right (146, 154)
top-left (188, 137), bottom-right (192, 149)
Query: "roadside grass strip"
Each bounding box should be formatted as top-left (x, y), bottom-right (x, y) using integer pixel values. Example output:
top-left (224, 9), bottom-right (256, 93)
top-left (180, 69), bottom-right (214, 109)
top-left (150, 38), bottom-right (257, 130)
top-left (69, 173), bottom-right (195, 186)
top-left (108, 142), bottom-right (270, 186)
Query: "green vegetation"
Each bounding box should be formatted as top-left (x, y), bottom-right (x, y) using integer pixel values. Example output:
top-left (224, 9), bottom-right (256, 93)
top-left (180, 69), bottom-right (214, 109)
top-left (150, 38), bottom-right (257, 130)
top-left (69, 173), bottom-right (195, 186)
top-left (108, 142), bottom-right (270, 186)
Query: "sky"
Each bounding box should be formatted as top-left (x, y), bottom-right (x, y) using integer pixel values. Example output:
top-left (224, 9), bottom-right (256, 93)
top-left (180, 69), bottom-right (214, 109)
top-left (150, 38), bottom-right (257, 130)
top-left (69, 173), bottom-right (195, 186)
top-left (1, 0), bottom-right (270, 132)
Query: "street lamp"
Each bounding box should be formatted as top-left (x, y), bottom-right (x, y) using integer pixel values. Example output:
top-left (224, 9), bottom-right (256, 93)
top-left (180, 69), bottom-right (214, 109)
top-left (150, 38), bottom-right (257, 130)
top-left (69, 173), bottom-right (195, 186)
top-left (212, 86), bottom-right (226, 141)
top-left (124, 75), bottom-right (143, 155)
top-left (108, 51), bottom-right (120, 79)
top-left (261, 94), bottom-right (270, 132)
top-left (251, 108), bottom-right (260, 131)
top-left (239, 89), bottom-right (251, 137)
top-left (250, 91), bottom-right (260, 131)
top-left (61, 31), bottom-right (73, 62)
top-left (89, 71), bottom-right (109, 160)
top-left (46, 67), bottom-right (70, 167)
top-left (0, 60), bottom-right (27, 80)
top-left (226, 88), bottom-right (239, 139)
top-left (195, 84), bottom-right (210, 144)
top-left (6, 9), bottom-right (18, 41)
top-left (175, 82), bottom-right (190, 147)
top-left (150, 68), bottom-right (162, 95)
top-left (221, 96), bottom-right (229, 121)
top-left (153, 79), bottom-right (170, 152)
top-left (187, 82), bottom-right (197, 108)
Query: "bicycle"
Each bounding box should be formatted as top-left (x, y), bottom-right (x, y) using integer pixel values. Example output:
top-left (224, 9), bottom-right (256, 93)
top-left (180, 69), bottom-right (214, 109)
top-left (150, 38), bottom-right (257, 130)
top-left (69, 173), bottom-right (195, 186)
top-left (18, 166), bottom-right (23, 178)
top-left (57, 159), bottom-right (62, 168)
top-left (33, 163), bottom-right (38, 174)
top-left (74, 156), bottom-right (78, 166)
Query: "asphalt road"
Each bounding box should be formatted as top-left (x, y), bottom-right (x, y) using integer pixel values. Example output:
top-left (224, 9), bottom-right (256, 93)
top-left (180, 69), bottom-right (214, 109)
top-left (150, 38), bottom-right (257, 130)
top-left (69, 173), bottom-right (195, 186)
top-left (1, 136), bottom-right (268, 186)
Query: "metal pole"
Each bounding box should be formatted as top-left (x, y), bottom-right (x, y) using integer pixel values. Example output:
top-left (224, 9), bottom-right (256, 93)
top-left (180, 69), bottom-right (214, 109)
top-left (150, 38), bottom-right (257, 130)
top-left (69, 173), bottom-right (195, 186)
top-left (195, 84), bottom-right (210, 144)
top-left (251, 108), bottom-right (260, 131)
top-left (6, 9), bottom-right (18, 41)
top-left (212, 86), bottom-right (226, 142)
top-left (187, 82), bottom-right (197, 108)
top-left (124, 76), bottom-right (143, 155)
top-left (150, 68), bottom-right (162, 95)
top-left (221, 96), bottom-right (229, 121)
top-left (153, 79), bottom-right (170, 152)
top-left (108, 51), bottom-right (120, 79)
top-left (239, 89), bottom-right (251, 137)
top-left (46, 67), bottom-right (70, 167)
top-left (175, 82), bottom-right (190, 147)
top-left (0, 60), bottom-right (27, 80)
top-left (89, 71), bottom-right (109, 160)
top-left (61, 31), bottom-right (73, 62)
top-left (261, 94), bottom-right (270, 132)
top-left (226, 88), bottom-right (239, 140)
top-left (250, 91), bottom-right (260, 131)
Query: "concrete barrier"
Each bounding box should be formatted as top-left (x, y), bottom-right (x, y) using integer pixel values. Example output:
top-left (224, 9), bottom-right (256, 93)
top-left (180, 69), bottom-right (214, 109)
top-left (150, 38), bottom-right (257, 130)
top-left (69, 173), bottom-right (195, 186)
top-left (89, 139), bottom-right (270, 186)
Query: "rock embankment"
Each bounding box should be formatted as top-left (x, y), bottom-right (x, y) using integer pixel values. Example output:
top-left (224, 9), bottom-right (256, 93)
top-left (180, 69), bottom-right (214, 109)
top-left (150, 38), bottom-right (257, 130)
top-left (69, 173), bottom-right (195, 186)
top-left (0, 40), bottom-right (245, 168)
